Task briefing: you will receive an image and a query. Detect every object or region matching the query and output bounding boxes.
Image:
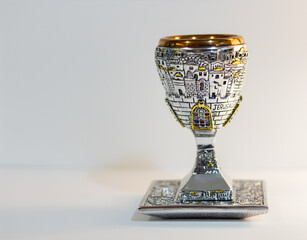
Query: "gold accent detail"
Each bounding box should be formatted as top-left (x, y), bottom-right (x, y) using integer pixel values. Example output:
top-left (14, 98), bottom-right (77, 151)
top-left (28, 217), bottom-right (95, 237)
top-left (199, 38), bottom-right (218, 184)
top-left (165, 99), bottom-right (184, 128)
top-left (191, 101), bottom-right (213, 130)
top-left (234, 72), bottom-right (239, 78)
top-left (174, 50), bottom-right (180, 53)
top-left (232, 58), bottom-right (241, 65)
top-left (224, 96), bottom-right (243, 127)
top-left (214, 67), bottom-right (223, 71)
top-left (175, 73), bottom-right (183, 77)
top-left (198, 66), bottom-right (206, 70)
top-left (158, 34), bottom-right (244, 48)
top-left (157, 64), bottom-right (169, 72)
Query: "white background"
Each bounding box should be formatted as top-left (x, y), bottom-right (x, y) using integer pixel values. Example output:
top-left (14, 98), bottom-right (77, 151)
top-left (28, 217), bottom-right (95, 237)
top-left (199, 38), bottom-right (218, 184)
top-left (1, 0), bottom-right (307, 171)
top-left (1, 0), bottom-right (307, 239)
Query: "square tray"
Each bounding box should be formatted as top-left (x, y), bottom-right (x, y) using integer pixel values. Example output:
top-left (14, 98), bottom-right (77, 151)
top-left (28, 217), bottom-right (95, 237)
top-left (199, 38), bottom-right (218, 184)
top-left (138, 180), bottom-right (268, 219)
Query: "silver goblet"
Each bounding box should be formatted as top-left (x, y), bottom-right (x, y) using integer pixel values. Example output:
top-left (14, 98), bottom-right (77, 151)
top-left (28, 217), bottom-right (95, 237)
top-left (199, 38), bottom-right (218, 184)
top-left (138, 35), bottom-right (268, 219)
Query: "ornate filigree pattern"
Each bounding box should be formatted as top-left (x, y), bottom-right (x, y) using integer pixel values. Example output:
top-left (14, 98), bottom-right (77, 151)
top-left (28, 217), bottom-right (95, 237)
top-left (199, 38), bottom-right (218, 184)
top-left (155, 45), bottom-right (248, 129)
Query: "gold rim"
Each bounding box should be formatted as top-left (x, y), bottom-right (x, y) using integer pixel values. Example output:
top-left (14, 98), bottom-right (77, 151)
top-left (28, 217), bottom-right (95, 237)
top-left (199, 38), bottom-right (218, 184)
top-left (158, 34), bottom-right (244, 48)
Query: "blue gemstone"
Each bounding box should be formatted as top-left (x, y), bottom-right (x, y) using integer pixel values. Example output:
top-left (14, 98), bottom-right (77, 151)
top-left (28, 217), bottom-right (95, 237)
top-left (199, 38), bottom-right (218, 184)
top-left (194, 120), bottom-right (199, 123)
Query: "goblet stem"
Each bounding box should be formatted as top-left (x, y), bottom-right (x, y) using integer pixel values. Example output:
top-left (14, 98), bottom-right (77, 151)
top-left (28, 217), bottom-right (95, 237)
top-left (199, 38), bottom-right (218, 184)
top-left (193, 130), bottom-right (219, 174)
top-left (174, 130), bottom-right (233, 202)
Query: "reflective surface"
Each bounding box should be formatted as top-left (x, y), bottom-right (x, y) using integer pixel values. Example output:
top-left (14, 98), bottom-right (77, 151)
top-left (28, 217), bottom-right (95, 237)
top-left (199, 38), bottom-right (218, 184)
top-left (139, 180), bottom-right (268, 219)
top-left (139, 34), bottom-right (268, 218)
top-left (155, 40), bottom-right (248, 202)
top-left (155, 44), bottom-right (248, 129)
top-left (158, 34), bottom-right (244, 48)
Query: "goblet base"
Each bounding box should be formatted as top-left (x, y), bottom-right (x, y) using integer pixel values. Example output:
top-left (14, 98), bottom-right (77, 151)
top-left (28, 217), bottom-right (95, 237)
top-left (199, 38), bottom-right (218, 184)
top-left (138, 180), bottom-right (268, 219)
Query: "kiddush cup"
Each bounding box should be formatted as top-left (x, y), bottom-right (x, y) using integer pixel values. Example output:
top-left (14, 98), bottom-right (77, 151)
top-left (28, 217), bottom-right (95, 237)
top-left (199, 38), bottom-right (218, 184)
top-left (157, 34), bottom-right (247, 202)
top-left (138, 35), bottom-right (268, 219)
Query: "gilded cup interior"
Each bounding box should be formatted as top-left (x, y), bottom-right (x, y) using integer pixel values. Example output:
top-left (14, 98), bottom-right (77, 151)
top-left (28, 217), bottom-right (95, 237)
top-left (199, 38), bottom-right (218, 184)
top-left (159, 34), bottom-right (244, 48)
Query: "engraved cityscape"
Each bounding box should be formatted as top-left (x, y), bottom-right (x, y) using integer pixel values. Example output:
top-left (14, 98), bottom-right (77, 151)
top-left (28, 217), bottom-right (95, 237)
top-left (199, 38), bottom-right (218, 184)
top-left (155, 45), bottom-right (248, 129)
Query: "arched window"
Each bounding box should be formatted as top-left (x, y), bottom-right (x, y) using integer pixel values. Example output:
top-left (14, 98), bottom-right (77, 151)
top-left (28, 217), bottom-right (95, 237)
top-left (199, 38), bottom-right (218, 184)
top-left (200, 82), bottom-right (204, 91)
top-left (187, 71), bottom-right (193, 79)
top-left (179, 89), bottom-right (183, 95)
top-left (191, 101), bottom-right (213, 130)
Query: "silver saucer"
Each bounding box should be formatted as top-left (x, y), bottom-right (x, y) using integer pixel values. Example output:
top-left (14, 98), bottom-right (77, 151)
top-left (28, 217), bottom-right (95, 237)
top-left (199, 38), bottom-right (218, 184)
top-left (138, 180), bottom-right (268, 219)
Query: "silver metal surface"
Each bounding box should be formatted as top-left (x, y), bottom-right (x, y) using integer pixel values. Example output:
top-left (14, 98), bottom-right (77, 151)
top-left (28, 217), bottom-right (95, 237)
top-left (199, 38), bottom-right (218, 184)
top-left (155, 45), bottom-right (248, 129)
top-left (175, 130), bottom-right (233, 202)
top-left (139, 180), bottom-right (268, 219)
top-left (154, 43), bottom-right (249, 202)
top-left (140, 35), bottom-right (269, 218)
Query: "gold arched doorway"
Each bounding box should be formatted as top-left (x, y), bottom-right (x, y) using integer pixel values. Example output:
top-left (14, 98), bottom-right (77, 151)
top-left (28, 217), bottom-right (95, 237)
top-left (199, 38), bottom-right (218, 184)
top-left (191, 101), bottom-right (213, 130)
